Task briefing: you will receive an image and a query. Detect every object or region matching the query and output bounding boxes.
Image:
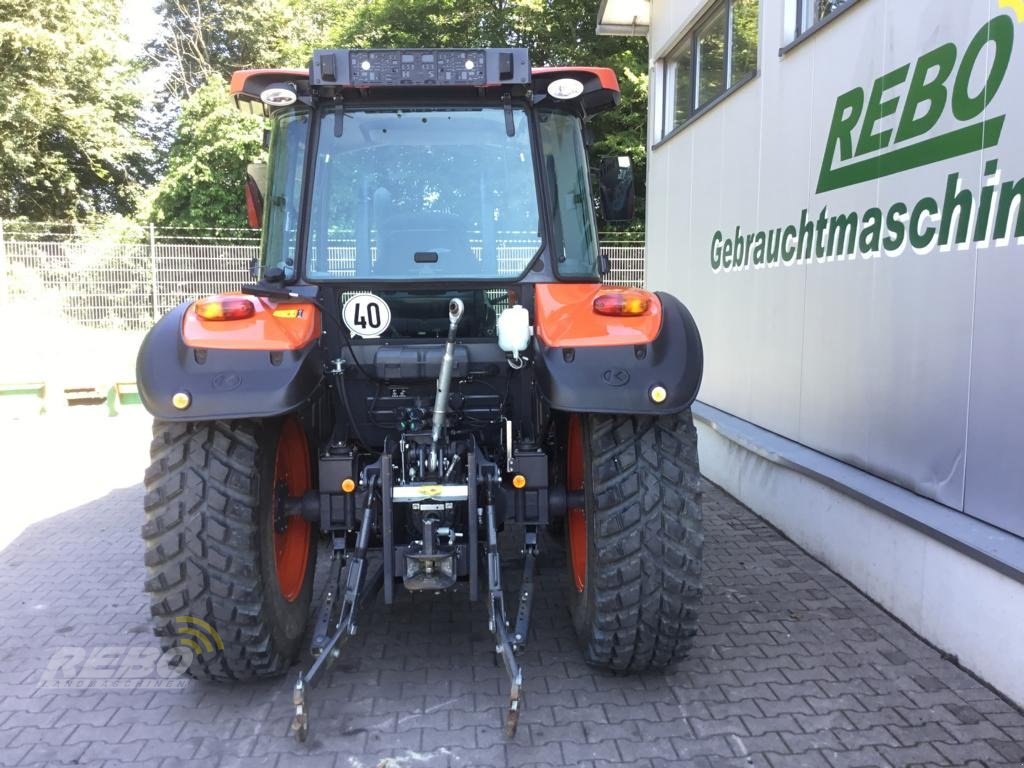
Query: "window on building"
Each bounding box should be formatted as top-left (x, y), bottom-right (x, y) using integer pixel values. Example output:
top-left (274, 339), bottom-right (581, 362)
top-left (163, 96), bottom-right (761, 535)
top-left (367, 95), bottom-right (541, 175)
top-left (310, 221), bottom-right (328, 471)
top-left (696, 6), bottom-right (727, 108)
top-left (662, 0), bottom-right (759, 137)
top-left (797, 0), bottom-right (852, 35)
top-left (665, 38), bottom-right (693, 127)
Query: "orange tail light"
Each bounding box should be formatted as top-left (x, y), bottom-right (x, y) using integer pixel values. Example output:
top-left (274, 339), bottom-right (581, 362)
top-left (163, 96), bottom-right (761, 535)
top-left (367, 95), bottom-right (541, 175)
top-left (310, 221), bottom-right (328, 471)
top-left (195, 296), bottom-right (256, 321)
top-left (592, 288), bottom-right (652, 317)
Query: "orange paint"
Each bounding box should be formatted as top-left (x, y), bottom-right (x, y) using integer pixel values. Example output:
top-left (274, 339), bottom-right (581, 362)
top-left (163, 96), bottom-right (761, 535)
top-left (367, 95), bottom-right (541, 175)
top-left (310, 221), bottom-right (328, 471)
top-left (182, 293), bottom-right (320, 351)
top-left (272, 417), bottom-right (312, 602)
top-left (533, 66), bottom-right (620, 93)
top-left (229, 69), bottom-right (309, 97)
top-left (566, 414), bottom-right (587, 593)
top-left (533, 284), bottom-right (662, 348)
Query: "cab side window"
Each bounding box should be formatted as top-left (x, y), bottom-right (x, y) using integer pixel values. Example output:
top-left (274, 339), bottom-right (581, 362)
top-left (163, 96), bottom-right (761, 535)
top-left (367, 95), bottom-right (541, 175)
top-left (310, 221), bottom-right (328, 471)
top-left (538, 110), bottom-right (600, 279)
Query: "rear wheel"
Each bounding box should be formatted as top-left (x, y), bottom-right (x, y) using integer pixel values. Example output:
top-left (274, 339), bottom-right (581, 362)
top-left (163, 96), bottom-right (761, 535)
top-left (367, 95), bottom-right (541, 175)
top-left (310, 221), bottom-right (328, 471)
top-left (142, 417), bottom-right (317, 681)
top-left (565, 411), bottom-right (703, 671)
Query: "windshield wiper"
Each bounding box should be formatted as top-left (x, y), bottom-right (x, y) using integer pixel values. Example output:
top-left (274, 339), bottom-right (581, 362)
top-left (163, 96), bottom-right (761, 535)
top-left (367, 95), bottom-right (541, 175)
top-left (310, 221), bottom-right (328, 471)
top-left (502, 94), bottom-right (514, 137)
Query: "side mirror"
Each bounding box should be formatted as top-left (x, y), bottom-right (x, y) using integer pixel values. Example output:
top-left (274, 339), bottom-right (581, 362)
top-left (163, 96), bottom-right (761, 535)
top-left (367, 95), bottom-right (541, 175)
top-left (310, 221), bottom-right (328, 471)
top-left (245, 162), bottom-right (268, 229)
top-left (598, 156), bottom-right (636, 223)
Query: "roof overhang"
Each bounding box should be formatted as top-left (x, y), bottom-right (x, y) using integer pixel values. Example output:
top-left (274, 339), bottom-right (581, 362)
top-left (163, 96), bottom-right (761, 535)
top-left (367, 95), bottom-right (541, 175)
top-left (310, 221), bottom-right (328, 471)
top-left (596, 0), bottom-right (650, 36)
top-left (230, 62), bottom-right (621, 118)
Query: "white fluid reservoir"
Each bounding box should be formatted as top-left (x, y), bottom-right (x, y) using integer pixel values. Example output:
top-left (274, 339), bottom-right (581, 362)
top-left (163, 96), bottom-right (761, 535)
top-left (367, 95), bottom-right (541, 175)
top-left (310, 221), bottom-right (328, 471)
top-left (497, 305), bottom-right (532, 361)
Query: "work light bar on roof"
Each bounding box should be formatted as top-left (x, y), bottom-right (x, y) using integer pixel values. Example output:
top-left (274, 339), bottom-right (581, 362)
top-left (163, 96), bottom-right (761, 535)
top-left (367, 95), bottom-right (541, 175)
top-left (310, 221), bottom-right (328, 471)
top-left (310, 48), bottom-right (532, 88)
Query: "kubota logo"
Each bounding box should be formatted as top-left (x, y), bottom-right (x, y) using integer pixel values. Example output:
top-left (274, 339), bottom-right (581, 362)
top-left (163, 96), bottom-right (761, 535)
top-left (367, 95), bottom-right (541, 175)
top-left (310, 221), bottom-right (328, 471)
top-left (817, 13), bottom-right (1016, 193)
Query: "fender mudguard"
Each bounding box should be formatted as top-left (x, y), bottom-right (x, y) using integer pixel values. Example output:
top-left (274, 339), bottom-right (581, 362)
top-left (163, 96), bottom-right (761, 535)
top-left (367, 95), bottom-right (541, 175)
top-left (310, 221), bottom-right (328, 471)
top-left (533, 292), bottom-right (703, 415)
top-left (136, 302), bottom-right (324, 421)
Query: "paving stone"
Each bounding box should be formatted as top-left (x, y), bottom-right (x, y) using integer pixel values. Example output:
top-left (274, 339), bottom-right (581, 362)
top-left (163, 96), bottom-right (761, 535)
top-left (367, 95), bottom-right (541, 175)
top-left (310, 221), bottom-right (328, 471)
top-left (10, 724), bottom-right (77, 748)
top-left (742, 714), bottom-right (799, 737)
top-left (781, 728), bottom-right (849, 755)
top-left (581, 721), bottom-right (642, 743)
top-left (933, 738), bottom-right (1009, 766)
top-left (3, 423), bottom-right (1023, 768)
top-left (690, 715), bottom-right (749, 738)
top-left (135, 736), bottom-right (202, 762)
top-left (987, 738), bottom-right (1024, 763)
top-left (20, 742), bottom-right (89, 766)
top-left (876, 742), bottom-right (950, 765)
top-left (766, 750), bottom-right (833, 768)
top-left (0, 746), bottom-right (31, 767)
top-left (78, 740), bottom-right (145, 763)
top-left (843, 707), bottom-right (906, 730)
top-left (670, 735), bottom-right (737, 760)
top-left (820, 745), bottom-right (886, 768)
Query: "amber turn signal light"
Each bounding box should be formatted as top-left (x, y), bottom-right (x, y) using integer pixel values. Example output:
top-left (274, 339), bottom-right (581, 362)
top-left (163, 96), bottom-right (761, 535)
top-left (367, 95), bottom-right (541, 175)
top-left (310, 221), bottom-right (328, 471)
top-left (512, 474), bottom-right (527, 489)
top-left (341, 478), bottom-right (356, 493)
top-left (195, 296), bottom-right (256, 321)
top-left (592, 289), bottom-right (652, 317)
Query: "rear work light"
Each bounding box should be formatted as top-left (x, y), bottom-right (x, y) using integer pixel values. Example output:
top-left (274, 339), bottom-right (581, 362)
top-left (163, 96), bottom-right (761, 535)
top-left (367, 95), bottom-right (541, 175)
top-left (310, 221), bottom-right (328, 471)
top-left (195, 296), bottom-right (256, 321)
top-left (592, 289), bottom-right (652, 317)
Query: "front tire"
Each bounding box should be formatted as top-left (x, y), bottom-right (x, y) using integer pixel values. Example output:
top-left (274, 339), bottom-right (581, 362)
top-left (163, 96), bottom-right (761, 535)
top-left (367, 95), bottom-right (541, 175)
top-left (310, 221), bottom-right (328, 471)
top-left (142, 417), bottom-right (317, 681)
top-left (565, 411), bottom-right (703, 671)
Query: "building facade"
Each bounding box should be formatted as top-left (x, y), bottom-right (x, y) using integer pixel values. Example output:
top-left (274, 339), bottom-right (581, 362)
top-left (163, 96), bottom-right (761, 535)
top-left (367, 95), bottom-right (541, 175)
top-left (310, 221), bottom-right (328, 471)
top-left (615, 0), bottom-right (1024, 705)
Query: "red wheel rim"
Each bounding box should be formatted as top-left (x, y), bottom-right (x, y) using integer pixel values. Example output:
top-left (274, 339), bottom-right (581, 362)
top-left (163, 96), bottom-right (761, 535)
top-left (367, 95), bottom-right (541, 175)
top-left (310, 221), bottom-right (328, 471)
top-left (566, 415), bottom-right (587, 593)
top-left (273, 418), bottom-right (311, 602)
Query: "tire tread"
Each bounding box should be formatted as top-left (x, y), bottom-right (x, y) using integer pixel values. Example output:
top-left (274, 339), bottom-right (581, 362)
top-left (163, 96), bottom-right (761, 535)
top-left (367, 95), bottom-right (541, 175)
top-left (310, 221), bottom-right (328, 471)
top-left (142, 419), bottom-right (293, 681)
top-left (579, 411), bottom-right (703, 671)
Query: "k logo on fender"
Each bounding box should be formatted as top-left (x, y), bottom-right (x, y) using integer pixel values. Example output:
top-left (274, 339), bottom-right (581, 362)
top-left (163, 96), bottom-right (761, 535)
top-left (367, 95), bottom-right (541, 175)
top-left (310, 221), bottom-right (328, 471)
top-left (211, 372), bottom-right (242, 391)
top-left (602, 368), bottom-right (630, 387)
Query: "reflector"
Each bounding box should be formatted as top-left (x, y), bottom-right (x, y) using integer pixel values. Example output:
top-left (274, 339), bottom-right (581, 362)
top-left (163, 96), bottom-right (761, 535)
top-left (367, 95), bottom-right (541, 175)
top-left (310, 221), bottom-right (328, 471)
top-left (592, 289), bottom-right (652, 316)
top-left (195, 296), bottom-right (256, 321)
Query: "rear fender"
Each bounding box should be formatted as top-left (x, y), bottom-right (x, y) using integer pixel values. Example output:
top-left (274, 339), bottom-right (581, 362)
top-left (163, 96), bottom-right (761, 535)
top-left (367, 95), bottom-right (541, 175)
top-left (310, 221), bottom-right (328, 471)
top-left (532, 286), bottom-right (702, 415)
top-left (136, 300), bottom-right (324, 421)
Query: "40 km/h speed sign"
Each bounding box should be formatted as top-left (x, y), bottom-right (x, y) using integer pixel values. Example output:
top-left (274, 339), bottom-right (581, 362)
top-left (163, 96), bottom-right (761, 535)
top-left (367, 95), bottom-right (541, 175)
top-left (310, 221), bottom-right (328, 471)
top-left (342, 293), bottom-right (392, 338)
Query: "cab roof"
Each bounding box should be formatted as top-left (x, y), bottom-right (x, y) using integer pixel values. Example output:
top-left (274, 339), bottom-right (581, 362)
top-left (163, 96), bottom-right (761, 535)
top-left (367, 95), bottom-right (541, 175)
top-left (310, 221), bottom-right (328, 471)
top-left (230, 49), bottom-right (620, 119)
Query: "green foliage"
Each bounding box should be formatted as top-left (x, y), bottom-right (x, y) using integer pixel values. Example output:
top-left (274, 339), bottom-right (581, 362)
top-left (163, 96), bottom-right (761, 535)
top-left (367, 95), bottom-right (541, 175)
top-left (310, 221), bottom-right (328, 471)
top-left (149, 0), bottom-right (303, 98)
top-left (145, 76), bottom-right (262, 229)
top-left (0, 0), bottom-right (149, 219)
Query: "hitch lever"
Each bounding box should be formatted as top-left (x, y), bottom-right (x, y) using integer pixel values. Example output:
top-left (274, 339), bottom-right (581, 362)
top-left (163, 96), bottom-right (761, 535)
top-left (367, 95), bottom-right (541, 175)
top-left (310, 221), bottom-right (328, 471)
top-left (291, 485), bottom-right (383, 743)
top-left (484, 490), bottom-right (527, 738)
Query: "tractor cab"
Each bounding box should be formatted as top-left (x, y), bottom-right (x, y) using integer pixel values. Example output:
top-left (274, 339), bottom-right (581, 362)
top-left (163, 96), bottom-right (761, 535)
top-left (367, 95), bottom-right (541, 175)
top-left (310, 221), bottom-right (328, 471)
top-left (232, 50), bottom-right (633, 295)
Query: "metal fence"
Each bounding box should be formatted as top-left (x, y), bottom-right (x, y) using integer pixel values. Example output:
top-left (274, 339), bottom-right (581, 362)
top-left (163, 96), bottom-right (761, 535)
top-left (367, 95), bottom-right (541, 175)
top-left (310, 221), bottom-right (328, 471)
top-left (0, 221), bottom-right (645, 331)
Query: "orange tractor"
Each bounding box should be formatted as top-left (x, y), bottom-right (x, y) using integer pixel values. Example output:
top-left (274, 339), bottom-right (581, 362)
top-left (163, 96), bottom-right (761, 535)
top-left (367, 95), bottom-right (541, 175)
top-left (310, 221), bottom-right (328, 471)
top-left (137, 48), bottom-right (703, 741)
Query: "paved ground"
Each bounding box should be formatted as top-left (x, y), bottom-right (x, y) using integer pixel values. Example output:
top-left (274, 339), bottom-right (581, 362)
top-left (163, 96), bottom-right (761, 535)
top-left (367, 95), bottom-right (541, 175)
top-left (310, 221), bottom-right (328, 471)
top-left (1, 416), bottom-right (1023, 768)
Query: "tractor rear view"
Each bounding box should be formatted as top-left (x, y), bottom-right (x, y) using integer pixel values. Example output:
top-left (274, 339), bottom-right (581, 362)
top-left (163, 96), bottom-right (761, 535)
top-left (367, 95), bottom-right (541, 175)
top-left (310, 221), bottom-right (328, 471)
top-left (137, 48), bottom-right (704, 741)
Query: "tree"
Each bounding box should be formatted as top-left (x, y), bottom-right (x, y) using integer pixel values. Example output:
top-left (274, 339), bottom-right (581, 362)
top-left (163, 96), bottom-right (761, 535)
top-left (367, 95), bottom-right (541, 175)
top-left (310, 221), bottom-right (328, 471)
top-left (145, 75), bottom-right (262, 229)
top-left (149, 0), bottom-right (303, 100)
top-left (0, 0), bottom-right (149, 219)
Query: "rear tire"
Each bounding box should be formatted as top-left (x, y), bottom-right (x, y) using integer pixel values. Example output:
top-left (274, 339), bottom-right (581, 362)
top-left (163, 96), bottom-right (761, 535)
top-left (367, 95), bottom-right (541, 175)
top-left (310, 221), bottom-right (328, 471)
top-left (565, 411), bottom-right (703, 672)
top-left (142, 418), bottom-right (317, 681)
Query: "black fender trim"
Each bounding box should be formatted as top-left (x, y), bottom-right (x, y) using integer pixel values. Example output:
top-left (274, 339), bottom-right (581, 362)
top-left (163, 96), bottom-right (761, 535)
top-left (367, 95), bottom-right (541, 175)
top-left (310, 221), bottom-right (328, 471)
top-left (136, 302), bottom-right (324, 421)
top-left (533, 292), bottom-right (703, 415)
